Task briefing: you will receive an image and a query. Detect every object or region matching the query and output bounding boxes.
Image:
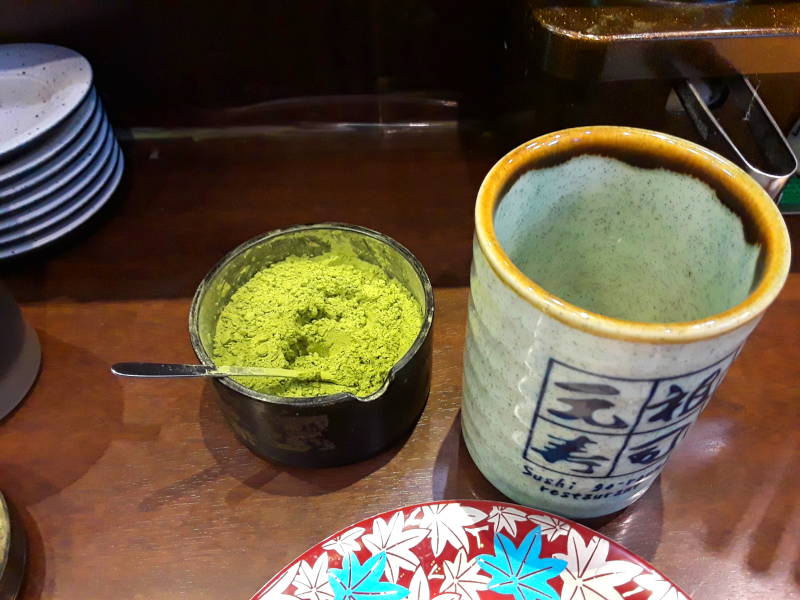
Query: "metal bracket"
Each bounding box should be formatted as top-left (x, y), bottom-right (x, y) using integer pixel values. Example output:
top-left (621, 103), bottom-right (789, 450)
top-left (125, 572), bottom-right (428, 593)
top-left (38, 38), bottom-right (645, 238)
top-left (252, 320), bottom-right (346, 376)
top-left (673, 76), bottom-right (798, 201)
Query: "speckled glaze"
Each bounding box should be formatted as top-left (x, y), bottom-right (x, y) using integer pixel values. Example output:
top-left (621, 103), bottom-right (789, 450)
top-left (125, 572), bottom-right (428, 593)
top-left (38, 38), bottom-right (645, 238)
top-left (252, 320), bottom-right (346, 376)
top-left (0, 88), bottom-right (123, 259)
top-left (0, 44), bottom-right (92, 158)
top-left (0, 147), bottom-right (124, 259)
top-left (463, 127), bottom-right (791, 519)
top-left (0, 123), bottom-right (116, 231)
top-left (0, 89), bottom-right (97, 184)
top-left (496, 155), bottom-right (759, 323)
top-left (0, 96), bottom-right (105, 199)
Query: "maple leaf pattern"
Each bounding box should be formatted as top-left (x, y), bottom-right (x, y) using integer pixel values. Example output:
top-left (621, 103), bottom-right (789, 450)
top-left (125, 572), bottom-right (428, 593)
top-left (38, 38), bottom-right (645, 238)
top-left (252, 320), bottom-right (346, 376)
top-left (255, 504), bottom-right (658, 600)
top-left (257, 562), bottom-right (301, 600)
top-left (476, 529), bottom-right (566, 600)
top-left (323, 528), bottom-right (367, 557)
top-left (633, 574), bottom-right (688, 600)
top-left (487, 507), bottom-right (529, 537)
top-left (362, 512), bottom-right (428, 582)
top-left (407, 567), bottom-right (461, 600)
top-left (416, 504), bottom-right (488, 557)
top-left (293, 554), bottom-right (334, 600)
top-left (527, 515), bottom-right (570, 543)
top-left (554, 529), bottom-right (642, 600)
top-left (439, 549), bottom-right (490, 600)
top-left (329, 552), bottom-right (409, 600)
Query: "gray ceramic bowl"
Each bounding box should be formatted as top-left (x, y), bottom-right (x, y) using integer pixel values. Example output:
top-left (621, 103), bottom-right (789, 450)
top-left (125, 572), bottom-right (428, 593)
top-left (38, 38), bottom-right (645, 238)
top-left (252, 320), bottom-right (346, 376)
top-left (189, 223), bottom-right (434, 467)
top-left (0, 283), bottom-right (40, 421)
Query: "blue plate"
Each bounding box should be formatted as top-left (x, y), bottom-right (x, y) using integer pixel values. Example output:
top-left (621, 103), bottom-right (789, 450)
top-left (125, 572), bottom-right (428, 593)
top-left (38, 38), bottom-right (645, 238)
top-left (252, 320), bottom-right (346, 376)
top-left (0, 146), bottom-right (123, 259)
top-left (0, 122), bottom-right (115, 226)
top-left (0, 98), bottom-right (104, 199)
top-left (0, 89), bottom-right (96, 184)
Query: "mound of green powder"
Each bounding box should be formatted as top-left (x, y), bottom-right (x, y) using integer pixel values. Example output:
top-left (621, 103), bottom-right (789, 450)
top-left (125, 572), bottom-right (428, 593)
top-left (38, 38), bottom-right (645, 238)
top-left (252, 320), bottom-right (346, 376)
top-left (212, 251), bottom-right (423, 398)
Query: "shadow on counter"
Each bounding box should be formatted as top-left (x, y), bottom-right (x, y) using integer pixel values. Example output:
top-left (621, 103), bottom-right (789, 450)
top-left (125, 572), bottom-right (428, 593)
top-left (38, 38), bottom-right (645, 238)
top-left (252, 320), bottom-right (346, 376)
top-left (432, 412), bottom-right (665, 564)
top-left (138, 381), bottom-right (409, 512)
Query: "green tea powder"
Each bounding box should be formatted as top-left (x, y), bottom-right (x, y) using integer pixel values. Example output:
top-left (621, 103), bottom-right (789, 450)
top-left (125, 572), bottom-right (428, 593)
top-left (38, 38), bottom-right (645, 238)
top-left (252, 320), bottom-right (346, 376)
top-left (213, 251), bottom-right (423, 397)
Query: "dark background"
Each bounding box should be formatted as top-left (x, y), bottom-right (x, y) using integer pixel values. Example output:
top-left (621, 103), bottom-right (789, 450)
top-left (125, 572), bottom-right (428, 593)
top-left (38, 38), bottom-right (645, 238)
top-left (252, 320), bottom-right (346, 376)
top-left (3, 1), bottom-right (799, 131)
top-left (1, 0), bottom-right (799, 294)
top-left (1, 1), bottom-right (504, 126)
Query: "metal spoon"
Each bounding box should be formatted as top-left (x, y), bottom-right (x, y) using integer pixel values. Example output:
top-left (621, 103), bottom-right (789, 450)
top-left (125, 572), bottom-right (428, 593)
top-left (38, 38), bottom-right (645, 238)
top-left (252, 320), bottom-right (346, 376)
top-left (111, 362), bottom-right (337, 382)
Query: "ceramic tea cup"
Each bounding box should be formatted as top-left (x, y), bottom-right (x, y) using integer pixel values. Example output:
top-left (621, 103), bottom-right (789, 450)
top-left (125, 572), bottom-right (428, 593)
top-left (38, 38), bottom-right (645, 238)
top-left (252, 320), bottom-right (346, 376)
top-left (462, 126), bottom-right (791, 519)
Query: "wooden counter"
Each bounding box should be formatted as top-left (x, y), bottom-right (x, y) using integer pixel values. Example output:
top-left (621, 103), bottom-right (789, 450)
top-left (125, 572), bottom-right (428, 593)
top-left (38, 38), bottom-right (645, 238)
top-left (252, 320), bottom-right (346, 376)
top-left (1, 134), bottom-right (798, 599)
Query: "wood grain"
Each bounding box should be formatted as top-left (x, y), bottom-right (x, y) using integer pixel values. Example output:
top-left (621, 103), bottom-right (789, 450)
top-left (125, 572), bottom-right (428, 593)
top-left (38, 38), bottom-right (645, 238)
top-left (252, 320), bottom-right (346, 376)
top-left (0, 131), bottom-right (798, 599)
top-left (0, 279), bottom-right (797, 600)
top-left (0, 133), bottom-right (494, 302)
top-left (1, 135), bottom-right (797, 305)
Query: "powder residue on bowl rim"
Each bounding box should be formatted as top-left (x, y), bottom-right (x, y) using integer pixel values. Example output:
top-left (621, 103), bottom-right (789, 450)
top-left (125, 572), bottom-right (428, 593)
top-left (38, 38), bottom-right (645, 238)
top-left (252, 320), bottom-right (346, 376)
top-left (212, 251), bottom-right (423, 398)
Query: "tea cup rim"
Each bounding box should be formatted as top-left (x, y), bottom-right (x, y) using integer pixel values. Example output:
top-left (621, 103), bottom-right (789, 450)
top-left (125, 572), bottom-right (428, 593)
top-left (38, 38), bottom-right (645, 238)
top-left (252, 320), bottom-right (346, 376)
top-left (475, 126), bottom-right (791, 344)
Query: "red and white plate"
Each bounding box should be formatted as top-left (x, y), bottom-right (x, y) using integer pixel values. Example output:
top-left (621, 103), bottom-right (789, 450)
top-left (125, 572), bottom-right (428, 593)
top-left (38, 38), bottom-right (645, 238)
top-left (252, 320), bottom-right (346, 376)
top-left (250, 500), bottom-right (690, 600)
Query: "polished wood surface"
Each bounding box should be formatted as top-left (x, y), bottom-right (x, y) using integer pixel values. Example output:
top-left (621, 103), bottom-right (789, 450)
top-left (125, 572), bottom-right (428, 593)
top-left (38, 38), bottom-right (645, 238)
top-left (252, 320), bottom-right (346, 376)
top-left (1, 134), bottom-right (798, 305)
top-left (0, 133), bottom-right (799, 599)
top-left (0, 282), bottom-right (796, 599)
top-left (0, 132), bottom-right (495, 301)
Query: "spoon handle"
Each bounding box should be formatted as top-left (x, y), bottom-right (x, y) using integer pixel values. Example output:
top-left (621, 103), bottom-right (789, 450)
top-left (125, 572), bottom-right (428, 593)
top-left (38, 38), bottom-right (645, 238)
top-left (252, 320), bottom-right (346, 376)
top-left (110, 362), bottom-right (304, 378)
top-left (111, 363), bottom-right (219, 377)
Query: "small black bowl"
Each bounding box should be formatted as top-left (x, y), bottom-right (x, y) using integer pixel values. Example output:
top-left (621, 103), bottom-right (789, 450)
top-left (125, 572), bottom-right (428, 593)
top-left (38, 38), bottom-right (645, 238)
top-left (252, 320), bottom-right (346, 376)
top-left (189, 223), bottom-right (434, 467)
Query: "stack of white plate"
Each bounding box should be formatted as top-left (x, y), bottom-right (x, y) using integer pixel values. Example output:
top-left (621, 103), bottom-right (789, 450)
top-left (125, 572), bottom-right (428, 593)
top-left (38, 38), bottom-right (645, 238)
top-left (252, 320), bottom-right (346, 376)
top-left (0, 43), bottom-right (123, 260)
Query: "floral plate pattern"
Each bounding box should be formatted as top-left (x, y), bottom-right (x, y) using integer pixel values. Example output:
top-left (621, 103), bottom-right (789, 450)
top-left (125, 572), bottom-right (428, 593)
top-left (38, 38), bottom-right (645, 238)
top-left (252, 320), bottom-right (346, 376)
top-left (249, 501), bottom-right (690, 600)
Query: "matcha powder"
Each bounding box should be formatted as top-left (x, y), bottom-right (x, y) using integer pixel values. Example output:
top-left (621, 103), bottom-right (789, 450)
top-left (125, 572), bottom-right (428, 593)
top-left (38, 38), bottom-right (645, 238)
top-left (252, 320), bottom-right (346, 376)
top-left (212, 251), bottom-right (423, 397)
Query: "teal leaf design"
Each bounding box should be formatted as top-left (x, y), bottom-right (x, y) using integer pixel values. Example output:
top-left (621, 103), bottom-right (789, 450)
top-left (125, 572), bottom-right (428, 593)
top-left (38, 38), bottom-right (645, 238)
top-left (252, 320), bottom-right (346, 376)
top-left (329, 552), bottom-right (410, 600)
top-left (475, 528), bottom-right (566, 600)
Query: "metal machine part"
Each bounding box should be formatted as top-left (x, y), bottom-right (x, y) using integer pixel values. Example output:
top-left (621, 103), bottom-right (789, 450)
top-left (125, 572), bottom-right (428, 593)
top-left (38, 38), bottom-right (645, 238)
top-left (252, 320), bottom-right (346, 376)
top-left (510, 2), bottom-right (800, 203)
top-left (673, 76), bottom-right (798, 200)
top-left (525, 2), bottom-right (800, 82)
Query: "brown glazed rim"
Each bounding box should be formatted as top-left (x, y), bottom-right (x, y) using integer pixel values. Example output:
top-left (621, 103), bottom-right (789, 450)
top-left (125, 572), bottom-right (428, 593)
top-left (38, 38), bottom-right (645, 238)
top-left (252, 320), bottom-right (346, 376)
top-left (475, 126), bottom-right (791, 344)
